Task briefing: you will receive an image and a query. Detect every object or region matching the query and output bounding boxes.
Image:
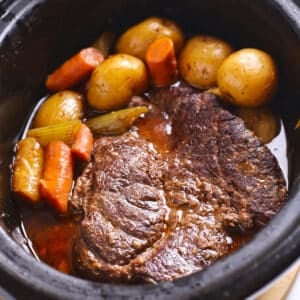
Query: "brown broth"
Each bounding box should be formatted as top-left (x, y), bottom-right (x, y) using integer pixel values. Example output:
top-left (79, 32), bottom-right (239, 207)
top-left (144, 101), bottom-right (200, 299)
top-left (21, 207), bottom-right (79, 274)
top-left (136, 112), bottom-right (173, 152)
top-left (18, 100), bottom-right (289, 276)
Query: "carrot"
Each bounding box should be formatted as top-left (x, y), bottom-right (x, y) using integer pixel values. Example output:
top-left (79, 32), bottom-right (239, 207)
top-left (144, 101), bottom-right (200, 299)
top-left (46, 47), bottom-right (104, 91)
top-left (71, 123), bottom-right (93, 162)
top-left (40, 141), bottom-right (73, 214)
top-left (145, 37), bottom-right (178, 87)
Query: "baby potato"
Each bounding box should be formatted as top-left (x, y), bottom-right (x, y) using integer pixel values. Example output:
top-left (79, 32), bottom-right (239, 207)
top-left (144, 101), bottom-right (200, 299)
top-left (115, 17), bottom-right (184, 60)
top-left (34, 91), bottom-right (84, 128)
top-left (87, 54), bottom-right (148, 110)
top-left (217, 48), bottom-right (278, 107)
top-left (179, 35), bottom-right (233, 89)
top-left (235, 107), bottom-right (280, 143)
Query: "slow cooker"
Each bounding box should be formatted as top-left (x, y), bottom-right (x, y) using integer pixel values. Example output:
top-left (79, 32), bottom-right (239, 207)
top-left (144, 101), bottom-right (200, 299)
top-left (0, 0), bottom-right (299, 299)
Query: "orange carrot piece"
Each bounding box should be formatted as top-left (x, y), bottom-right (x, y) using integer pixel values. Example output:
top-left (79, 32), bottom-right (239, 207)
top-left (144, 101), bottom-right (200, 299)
top-left (71, 123), bottom-right (94, 162)
top-left (145, 37), bottom-right (178, 87)
top-left (40, 141), bottom-right (73, 214)
top-left (46, 47), bottom-right (104, 91)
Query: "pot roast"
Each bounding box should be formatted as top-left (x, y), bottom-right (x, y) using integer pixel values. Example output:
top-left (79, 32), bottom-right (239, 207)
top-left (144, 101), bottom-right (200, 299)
top-left (70, 86), bottom-right (287, 283)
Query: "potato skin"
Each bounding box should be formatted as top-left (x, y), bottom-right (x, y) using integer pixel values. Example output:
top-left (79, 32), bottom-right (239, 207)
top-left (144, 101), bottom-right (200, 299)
top-left (217, 48), bottom-right (278, 107)
top-left (34, 91), bottom-right (84, 128)
top-left (179, 35), bottom-right (233, 89)
top-left (235, 107), bottom-right (279, 144)
top-left (115, 17), bottom-right (184, 60)
top-left (87, 54), bottom-right (149, 110)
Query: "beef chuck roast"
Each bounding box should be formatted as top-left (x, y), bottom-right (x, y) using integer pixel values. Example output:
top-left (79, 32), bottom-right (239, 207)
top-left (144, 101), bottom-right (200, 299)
top-left (71, 86), bottom-right (287, 283)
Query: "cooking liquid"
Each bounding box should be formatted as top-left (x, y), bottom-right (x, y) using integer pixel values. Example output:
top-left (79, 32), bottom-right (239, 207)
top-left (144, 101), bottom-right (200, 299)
top-left (20, 102), bottom-right (289, 276)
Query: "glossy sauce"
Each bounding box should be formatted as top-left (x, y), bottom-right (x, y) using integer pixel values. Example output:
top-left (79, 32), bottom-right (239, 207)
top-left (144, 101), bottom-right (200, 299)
top-left (20, 104), bottom-right (289, 276)
top-left (21, 207), bottom-right (79, 274)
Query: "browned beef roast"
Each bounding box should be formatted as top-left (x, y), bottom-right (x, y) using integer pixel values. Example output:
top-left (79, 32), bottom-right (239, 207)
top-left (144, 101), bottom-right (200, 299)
top-left (71, 86), bottom-right (287, 283)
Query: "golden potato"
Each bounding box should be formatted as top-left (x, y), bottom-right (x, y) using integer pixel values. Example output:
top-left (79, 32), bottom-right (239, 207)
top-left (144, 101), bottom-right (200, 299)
top-left (87, 54), bottom-right (149, 110)
top-left (115, 17), bottom-right (184, 60)
top-left (235, 107), bottom-right (279, 143)
top-left (179, 35), bottom-right (233, 88)
top-left (217, 48), bottom-right (278, 107)
top-left (34, 91), bottom-right (84, 128)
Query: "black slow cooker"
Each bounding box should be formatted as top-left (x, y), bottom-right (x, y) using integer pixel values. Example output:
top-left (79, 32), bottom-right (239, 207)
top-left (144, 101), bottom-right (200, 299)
top-left (0, 0), bottom-right (299, 299)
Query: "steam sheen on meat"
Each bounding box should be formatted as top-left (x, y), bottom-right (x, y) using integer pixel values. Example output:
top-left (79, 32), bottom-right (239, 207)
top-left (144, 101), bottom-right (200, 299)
top-left (71, 86), bottom-right (286, 283)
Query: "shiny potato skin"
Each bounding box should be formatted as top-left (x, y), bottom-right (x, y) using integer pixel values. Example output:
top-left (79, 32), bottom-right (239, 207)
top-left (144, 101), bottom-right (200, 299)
top-left (87, 54), bottom-right (149, 110)
top-left (217, 48), bottom-right (278, 107)
top-left (34, 91), bottom-right (84, 128)
top-left (179, 35), bottom-right (233, 88)
top-left (115, 17), bottom-right (184, 60)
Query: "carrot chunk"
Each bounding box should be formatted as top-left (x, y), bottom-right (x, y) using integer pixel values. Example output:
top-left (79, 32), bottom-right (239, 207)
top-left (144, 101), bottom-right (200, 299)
top-left (40, 141), bottom-right (73, 214)
top-left (46, 47), bottom-right (104, 91)
top-left (145, 37), bottom-right (178, 87)
top-left (71, 124), bottom-right (93, 162)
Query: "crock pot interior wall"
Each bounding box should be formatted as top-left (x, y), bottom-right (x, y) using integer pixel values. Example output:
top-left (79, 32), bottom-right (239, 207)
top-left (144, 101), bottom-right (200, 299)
top-left (0, 0), bottom-right (299, 299)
